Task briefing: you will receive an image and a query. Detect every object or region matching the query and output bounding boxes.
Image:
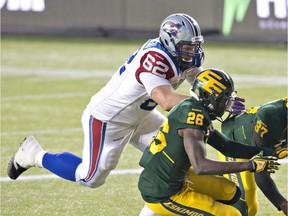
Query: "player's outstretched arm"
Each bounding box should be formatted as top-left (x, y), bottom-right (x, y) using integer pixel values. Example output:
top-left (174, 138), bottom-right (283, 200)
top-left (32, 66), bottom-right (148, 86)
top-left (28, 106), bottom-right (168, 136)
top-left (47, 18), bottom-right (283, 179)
top-left (182, 128), bottom-right (252, 175)
top-left (151, 85), bottom-right (188, 111)
top-left (254, 168), bottom-right (287, 215)
top-left (207, 130), bottom-right (275, 158)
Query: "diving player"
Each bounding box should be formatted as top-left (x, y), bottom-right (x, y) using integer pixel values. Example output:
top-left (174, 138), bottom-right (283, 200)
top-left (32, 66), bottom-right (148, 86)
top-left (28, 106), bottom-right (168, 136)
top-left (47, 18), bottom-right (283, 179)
top-left (7, 13), bottom-right (205, 186)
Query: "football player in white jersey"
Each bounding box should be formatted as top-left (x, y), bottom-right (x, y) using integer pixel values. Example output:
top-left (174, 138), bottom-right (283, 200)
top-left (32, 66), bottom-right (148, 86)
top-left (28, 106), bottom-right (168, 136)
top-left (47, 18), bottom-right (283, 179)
top-left (8, 13), bottom-right (205, 186)
top-left (7, 13), bottom-right (245, 215)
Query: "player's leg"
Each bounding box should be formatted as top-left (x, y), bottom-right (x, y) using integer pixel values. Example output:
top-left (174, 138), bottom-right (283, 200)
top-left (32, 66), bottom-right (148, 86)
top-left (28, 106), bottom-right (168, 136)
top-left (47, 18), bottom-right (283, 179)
top-left (139, 204), bottom-right (159, 216)
top-left (7, 134), bottom-right (82, 181)
top-left (145, 186), bottom-right (241, 216)
top-left (233, 160), bottom-right (258, 216)
top-left (130, 109), bottom-right (165, 152)
top-left (7, 108), bottom-right (88, 181)
top-left (43, 110), bottom-right (135, 188)
top-left (233, 198), bottom-right (249, 216)
top-left (131, 109), bottom-right (165, 216)
top-left (7, 135), bottom-right (47, 180)
top-left (184, 167), bottom-right (241, 204)
top-left (7, 108), bottom-right (129, 189)
top-left (185, 167), bottom-right (248, 215)
top-left (218, 153), bottom-right (258, 216)
top-left (76, 110), bottom-right (135, 188)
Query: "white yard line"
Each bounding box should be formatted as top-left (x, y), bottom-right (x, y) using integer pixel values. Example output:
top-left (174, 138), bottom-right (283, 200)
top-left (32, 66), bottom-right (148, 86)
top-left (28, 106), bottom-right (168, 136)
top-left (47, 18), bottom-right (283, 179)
top-left (2, 92), bottom-right (89, 101)
top-left (0, 168), bottom-right (143, 183)
top-left (2, 67), bottom-right (115, 78)
top-left (2, 66), bottom-right (287, 86)
top-left (1, 159), bottom-right (287, 183)
top-left (1, 67), bottom-right (286, 103)
top-left (1, 128), bottom-right (82, 136)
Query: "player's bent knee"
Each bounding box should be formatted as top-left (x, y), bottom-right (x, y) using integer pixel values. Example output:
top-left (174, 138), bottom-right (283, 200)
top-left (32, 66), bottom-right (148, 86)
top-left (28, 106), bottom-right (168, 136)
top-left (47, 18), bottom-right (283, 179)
top-left (217, 186), bottom-right (241, 205)
top-left (229, 207), bottom-right (242, 216)
top-left (78, 178), bottom-right (107, 188)
top-left (77, 169), bottom-right (110, 188)
top-left (103, 162), bottom-right (118, 171)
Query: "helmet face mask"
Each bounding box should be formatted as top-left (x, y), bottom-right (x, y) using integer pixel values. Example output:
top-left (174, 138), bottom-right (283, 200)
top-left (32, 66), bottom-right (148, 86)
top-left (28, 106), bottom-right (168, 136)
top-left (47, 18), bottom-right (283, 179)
top-left (192, 69), bottom-right (235, 120)
top-left (175, 42), bottom-right (204, 70)
top-left (159, 13), bottom-right (204, 70)
top-left (213, 93), bottom-right (236, 118)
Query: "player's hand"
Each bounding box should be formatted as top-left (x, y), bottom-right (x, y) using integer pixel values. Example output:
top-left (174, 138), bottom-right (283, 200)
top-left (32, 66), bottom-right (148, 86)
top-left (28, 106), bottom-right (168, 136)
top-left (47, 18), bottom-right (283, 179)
top-left (249, 151), bottom-right (280, 173)
top-left (279, 200), bottom-right (288, 215)
top-left (230, 97), bottom-right (245, 115)
top-left (272, 146), bottom-right (288, 159)
top-left (272, 142), bottom-right (288, 159)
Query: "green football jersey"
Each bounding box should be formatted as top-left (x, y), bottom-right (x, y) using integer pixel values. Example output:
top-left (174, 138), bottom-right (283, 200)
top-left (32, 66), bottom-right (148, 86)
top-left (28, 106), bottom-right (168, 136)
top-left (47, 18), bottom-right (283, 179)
top-left (138, 97), bottom-right (212, 203)
top-left (221, 97), bottom-right (287, 148)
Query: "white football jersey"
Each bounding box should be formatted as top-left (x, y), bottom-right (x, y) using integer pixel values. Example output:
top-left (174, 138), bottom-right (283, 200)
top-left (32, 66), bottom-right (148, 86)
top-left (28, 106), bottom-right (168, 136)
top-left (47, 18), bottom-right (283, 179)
top-left (87, 38), bottom-right (201, 124)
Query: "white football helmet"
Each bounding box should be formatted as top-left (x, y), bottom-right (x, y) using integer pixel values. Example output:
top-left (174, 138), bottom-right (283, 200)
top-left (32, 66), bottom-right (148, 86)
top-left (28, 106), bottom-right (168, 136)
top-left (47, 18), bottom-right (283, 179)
top-left (159, 13), bottom-right (204, 70)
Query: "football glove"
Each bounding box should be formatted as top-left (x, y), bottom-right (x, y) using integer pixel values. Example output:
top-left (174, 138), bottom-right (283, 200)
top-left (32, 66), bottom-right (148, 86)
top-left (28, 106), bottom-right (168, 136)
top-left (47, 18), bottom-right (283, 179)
top-left (272, 146), bottom-right (288, 159)
top-left (249, 151), bottom-right (280, 173)
top-left (230, 96), bottom-right (245, 115)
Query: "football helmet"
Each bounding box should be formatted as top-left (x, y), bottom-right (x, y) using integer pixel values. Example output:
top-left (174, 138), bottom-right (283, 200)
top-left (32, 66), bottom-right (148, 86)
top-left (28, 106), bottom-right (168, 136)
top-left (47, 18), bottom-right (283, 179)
top-left (192, 68), bottom-right (235, 120)
top-left (159, 13), bottom-right (204, 70)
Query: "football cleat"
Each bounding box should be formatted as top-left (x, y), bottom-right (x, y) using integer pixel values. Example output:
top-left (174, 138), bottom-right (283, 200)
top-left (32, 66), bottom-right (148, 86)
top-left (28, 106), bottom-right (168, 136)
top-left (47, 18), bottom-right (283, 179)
top-left (7, 136), bottom-right (43, 180)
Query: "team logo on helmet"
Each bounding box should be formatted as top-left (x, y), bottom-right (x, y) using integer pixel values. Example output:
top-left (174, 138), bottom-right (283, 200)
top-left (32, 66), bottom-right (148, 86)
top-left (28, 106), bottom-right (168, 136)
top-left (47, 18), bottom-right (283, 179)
top-left (197, 70), bottom-right (227, 96)
top-left (162, 21), bottom-right (182, 39)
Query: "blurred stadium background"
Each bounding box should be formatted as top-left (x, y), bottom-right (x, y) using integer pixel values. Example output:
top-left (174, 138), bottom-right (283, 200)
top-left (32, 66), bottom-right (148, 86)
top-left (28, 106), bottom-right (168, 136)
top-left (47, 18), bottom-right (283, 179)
top-left (1, 0), bottom-right (287, 42)
top-left (1, 0), bottom-right (287, 215)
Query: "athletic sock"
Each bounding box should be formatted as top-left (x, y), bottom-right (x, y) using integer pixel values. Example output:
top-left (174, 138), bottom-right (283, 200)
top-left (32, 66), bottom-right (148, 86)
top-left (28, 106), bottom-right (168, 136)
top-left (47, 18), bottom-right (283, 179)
top-left (42, 152), bottom-right (82, 181)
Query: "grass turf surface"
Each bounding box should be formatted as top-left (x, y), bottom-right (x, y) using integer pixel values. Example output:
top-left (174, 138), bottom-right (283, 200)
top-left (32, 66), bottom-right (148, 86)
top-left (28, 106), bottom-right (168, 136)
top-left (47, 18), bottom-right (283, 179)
top-left (1, 35), bottom-right (287, 215)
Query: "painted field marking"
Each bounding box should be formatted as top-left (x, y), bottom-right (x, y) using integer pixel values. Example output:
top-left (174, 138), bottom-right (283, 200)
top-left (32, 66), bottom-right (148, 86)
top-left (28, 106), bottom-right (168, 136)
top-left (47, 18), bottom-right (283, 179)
top-left (1, 128), bottom-right (82, 136)
top-left (2, 92), bottom-right (89, 102)
top-left (1, 159), bottom-right (287, 183)
top-left (2, 66), bottom-right (286, 86)
top-left (0, 168), bottom-right (143, 183)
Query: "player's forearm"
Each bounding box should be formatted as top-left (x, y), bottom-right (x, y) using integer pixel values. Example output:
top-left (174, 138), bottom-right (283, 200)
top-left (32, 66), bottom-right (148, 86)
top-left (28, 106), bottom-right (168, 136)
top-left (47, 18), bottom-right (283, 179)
top-left (163, 93), bottom-right (189, 111)
top-left (279, 200), bottom-right (288, 215)
top-left (254, 172), bottom-right (287, 211)
top-left (207, 130), bottom-right (274, 158)
top-left (151, 85), bottom-right (189, 111)
top-left (155, 92), bottom-right (188, 111)
top-left (191, 158), bottom-right (253, 175)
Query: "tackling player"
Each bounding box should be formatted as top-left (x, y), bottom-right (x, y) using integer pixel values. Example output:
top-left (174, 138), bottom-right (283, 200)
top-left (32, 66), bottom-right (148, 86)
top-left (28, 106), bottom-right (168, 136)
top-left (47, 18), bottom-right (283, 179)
top-left (7, 13), bottom-right (207, 186)
top-left (138, 68), bottom-right (280, 216)
top-left (218, 97), bottom-right (288, 215)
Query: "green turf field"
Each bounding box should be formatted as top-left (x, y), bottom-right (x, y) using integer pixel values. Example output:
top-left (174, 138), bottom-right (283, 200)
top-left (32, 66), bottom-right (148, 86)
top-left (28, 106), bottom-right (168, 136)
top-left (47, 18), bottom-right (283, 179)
top-left (1, 36), bottom-right (287, 216)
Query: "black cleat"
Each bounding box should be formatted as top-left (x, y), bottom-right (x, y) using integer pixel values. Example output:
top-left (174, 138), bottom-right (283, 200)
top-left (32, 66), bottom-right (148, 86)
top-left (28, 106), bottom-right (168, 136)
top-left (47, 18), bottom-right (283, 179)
top-left (7, 157), bottom-right (28, 180)
top-left (6, 136), bottom-right (43, 180)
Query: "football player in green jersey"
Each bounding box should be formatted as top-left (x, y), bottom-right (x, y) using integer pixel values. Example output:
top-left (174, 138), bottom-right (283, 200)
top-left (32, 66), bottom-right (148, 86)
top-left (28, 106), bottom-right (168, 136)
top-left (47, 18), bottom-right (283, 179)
top-left (138, 68), bottom-right (280, 216)
top-left (219, 97), bottom-right (287, 215)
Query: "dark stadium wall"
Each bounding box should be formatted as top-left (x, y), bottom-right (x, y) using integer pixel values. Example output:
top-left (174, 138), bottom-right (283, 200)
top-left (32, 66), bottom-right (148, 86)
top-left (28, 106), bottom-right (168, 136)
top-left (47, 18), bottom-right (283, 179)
top-left (1, 0), bottom-right (287, 42)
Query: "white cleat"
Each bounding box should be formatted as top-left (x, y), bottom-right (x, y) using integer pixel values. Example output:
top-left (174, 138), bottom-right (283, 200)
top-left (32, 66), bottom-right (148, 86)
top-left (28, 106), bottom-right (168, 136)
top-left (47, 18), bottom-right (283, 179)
top-left (7, 136), bottom-right (43, 180)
